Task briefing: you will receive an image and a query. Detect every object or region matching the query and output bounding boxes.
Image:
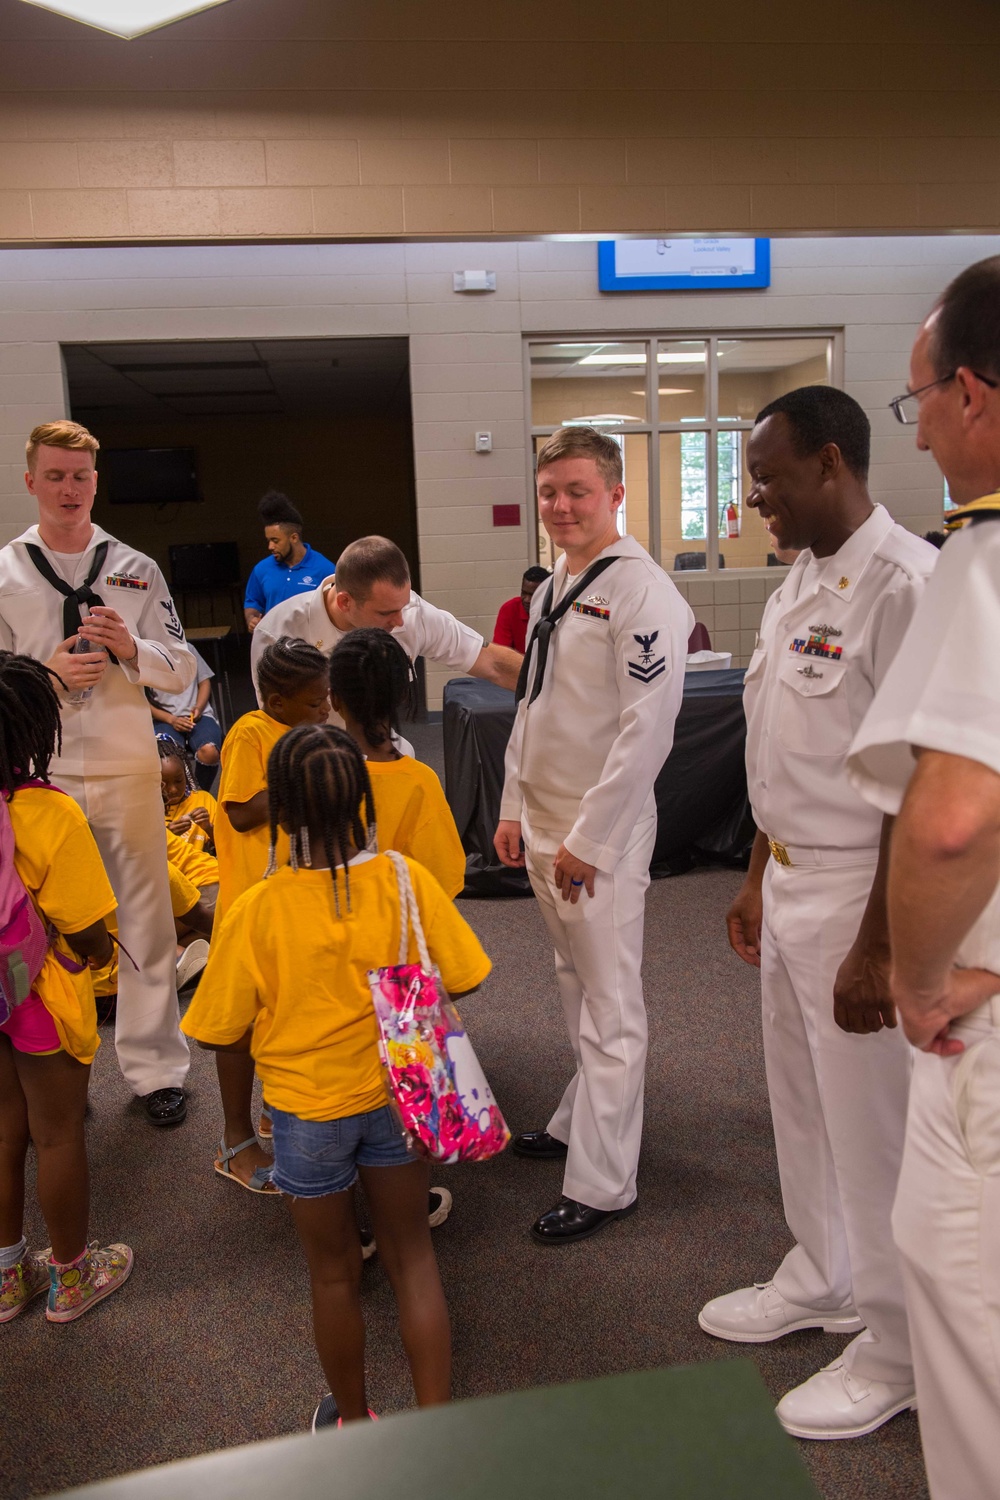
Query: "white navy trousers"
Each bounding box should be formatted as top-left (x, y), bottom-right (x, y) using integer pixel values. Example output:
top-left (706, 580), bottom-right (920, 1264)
top-left (762, 855), bottom-right (913, 1384)
top-left (60, 772), bottom-right (190, 1096)
top-left (523, 809), bottom-right (656, 1213)
top-left (892, 1001), bottom-right (1000, 1500)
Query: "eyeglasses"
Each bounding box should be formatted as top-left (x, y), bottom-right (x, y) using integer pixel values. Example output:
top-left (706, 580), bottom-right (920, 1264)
top-left (890, 369), bottom-right (1000, 425)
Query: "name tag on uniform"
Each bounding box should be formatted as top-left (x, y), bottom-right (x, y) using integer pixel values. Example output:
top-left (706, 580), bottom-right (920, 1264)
top-left (105, 572), bottom-right (149, 591)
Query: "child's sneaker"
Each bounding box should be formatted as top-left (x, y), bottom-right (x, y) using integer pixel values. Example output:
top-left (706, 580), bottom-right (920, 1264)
top-left (0, 1250), bottom-right (51, 1323)
top-left (46, 1242), bottom-right (134, 1323)
top-left (361, 1189), bottom-right (451, 1261)
top-left (311, 1395), bottom-right (378, 1431)
top-left (428, 1187), bottom-right (452, 1228)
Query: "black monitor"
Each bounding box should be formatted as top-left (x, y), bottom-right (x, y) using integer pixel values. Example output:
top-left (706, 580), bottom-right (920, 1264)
top-left (103, 447), bottom-right (200, 505)
top-left (169, 542), bottom-right (241, 592)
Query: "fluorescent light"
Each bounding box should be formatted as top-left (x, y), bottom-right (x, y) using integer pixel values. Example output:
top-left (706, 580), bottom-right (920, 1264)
top-left (562, 414), bottom-right (641, 426)
top-left (578, 352), bottom-right (707, 366)
top-left (631, 389), bottom-right (695, 397)
top-left (19, 0), bottom-right (232, 39)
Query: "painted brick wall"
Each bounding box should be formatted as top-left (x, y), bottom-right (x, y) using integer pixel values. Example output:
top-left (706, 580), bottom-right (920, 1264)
top-left (0, 232), bottom-right (994, 703)
top-left (3, 1), bottom-right (1000, 242)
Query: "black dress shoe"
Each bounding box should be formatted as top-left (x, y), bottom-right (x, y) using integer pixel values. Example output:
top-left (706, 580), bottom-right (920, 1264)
top-left (531, 1195), bottom-right (637, 1245)
top-left (142, 1088), bottom-right (187, 1126)
top-left (511, 1130), bottom-right (568, 1160)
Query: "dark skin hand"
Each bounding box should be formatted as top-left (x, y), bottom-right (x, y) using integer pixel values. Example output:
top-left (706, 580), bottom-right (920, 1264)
top-left (833, 816), bottom-right (896, 1035)
top-left (63, 917), bottom-right (114, 969)
top-left (726, 829), bottom-right (768, 967)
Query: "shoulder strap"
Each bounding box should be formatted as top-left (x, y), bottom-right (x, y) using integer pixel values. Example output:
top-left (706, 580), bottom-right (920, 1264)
top-left (515, 554), bottom-right (619, 706)
top-left (387, 851), bottom-right (431, 970)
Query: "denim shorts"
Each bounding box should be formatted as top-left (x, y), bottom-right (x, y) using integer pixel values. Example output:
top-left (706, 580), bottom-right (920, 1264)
top-left (268, 1103), bottom-right (415, 1198)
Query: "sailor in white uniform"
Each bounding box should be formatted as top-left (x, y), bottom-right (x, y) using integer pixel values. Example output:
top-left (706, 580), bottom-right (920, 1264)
top-left (849, 262), bottom-right (1000, 1500)
top-left (0, 422), bottom-right (195, 1125)
top-left (251, 535), bottom-right (522, 717)
top-left (699, 387), bottom-right (937, 1439)
top-left (495, 425), bottom-right (692, 1245)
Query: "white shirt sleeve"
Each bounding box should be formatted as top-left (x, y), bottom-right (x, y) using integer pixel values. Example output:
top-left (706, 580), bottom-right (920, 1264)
top-left (122, 569), bottom-right (196, 695)
top-left (849, 522), bottom-right (1000, 813)
top-left (401, 593), bottom-right (483, 674)
top-left (565, 581), bottom-right (690, 871)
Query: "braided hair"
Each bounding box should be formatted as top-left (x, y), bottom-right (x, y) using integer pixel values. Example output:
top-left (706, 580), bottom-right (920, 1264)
top-left (0, 651), bottom-right (63, 798)
top-left (256, 636), bottom-right (329, 705)
top-left (156, 733), bottom-right (196, 794)
top-left (264, 724), bottom-right (374, 914)
top-left (328, 628), bottom-right (416, 750)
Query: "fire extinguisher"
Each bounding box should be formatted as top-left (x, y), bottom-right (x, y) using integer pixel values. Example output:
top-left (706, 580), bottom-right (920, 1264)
top-left (726, 499), bottom-right (740, 538)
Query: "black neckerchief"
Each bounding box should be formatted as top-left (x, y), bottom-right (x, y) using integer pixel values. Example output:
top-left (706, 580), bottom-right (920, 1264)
top-left (514, 554), bottom-right (619, 706)
top-left (24, 539), bottom-right (118, 663)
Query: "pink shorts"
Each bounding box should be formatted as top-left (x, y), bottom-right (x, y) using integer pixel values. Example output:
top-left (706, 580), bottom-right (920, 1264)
top-left (0, 991), bottom-right (61, 1054)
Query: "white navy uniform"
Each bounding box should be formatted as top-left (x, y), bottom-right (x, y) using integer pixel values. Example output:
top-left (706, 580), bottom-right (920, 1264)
top-left (849, 503), bottom-right (1000, 1500)
top-left (0, 525), bottom-right (195, 1095)
top-left (500, 534), bottom-right (693, 1211)
top-left (251, 576), bottom-right (483, 749)
top-left (745, 504), bottom-right (936, 1386)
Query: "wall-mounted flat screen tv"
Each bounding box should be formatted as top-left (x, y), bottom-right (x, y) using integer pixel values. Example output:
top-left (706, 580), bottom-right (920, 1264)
top-left (103, 447), bottom-right (200, 505)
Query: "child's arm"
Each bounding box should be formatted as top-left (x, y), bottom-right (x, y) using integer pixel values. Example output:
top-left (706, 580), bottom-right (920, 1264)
top-left (63, 918), bottom-right (114, 970)
top-left (224, 790), bottom-right (269, 833)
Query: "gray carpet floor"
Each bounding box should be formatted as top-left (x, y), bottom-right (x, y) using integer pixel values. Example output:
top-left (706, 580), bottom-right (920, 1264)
top-left (3, 725), bottom-right (929, 1500)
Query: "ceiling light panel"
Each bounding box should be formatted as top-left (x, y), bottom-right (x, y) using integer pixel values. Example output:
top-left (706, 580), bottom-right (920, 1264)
top-left (20, 0), bottom-right (232, 40)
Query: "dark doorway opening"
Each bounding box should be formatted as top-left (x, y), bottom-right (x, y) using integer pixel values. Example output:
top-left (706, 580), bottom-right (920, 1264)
top-left (63, 336), bottom-right (417, 722)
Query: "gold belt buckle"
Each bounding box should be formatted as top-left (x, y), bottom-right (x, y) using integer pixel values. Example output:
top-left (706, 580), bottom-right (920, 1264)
top-left (768, 838), bottom-right (792, 867)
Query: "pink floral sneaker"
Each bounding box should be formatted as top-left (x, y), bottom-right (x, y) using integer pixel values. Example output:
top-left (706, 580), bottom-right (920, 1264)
top-left (46, 1242), bottom-right (134, 1324)
top-left (0, 1250), bottom-right (51, 1323)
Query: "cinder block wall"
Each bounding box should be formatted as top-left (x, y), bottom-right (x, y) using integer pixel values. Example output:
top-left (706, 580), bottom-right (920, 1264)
top-left (0, 232), bottom-right (992, 705)
top-left (3, 0), bottom-right (1000, 243)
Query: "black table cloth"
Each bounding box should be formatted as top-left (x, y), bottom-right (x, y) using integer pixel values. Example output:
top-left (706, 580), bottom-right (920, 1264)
top-left (443, 669), bottom-right (754, 897)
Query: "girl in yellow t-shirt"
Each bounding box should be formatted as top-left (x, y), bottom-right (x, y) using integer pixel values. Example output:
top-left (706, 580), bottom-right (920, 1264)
top-left (182, 725), bottom-right (490, 1430)
top-left (0, 652), bottom-right (132, 1327)
top-left (210, 637), bottom-right (331, 1191)
top-left (158, 737), bottom-right (216, 853)
top-left (329, 629), bottom-right (466, 899)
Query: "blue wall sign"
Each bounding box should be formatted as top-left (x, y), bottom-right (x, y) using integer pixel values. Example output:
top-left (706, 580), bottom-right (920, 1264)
top-left (598, 238), bottom-right (771, 292)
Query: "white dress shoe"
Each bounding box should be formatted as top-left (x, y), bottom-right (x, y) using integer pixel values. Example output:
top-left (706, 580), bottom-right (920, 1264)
top-left (776, 1358), bottom-right (917, 1440)
top-left (698, 1281), bottom-right (865, 1343)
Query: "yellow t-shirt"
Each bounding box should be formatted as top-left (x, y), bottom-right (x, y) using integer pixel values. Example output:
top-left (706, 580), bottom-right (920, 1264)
top-left (182, 853), bottom-right (491, 1122)
top-left (214, 711), bottom-right (289, 923)
top-left (8, 785), bottom-right (117, 1064)
top-left (163, 789), bottom-right (217, 853)
top-left (367, 757), bottom-right (466, 900)
top-left (165, 829), bottom-right (219, 890)
top-left (167, 861), bottom-right (201, 920)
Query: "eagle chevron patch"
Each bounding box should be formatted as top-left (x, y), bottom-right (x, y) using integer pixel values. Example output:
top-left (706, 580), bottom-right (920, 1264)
top-left (627, 629), bottom-right (665, 684)
top-left (628, 660), bottom-right (665, 683)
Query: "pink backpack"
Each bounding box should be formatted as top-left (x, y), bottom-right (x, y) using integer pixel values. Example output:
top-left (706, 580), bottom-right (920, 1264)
top-left (0, 793), bottom-right (51, 1027)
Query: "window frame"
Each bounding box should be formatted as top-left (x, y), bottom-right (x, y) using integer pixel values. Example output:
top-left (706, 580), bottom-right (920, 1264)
top-left (524, 329), bottom-right (843, 574)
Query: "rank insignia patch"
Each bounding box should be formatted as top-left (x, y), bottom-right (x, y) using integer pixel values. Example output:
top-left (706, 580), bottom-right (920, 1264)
top-left (105, 572), bottom-right (149, 590)
top-left (572, 600), bottom-right (610, 620)
top-left (628, 630), bottom-right (665, 683)
top-left (159, 597), bottom-right (185, 641)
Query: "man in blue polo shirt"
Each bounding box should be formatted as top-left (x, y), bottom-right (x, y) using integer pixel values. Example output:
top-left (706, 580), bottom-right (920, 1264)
top-left (243, 490), bottom-right (336, 631)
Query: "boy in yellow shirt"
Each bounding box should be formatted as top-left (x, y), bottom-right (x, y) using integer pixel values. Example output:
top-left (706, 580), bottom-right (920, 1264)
top-left (210, 637), bottom-right (331, 1190)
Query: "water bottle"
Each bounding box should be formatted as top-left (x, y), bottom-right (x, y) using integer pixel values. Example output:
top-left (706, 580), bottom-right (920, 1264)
top-left (66, 606), bottom-right (108, 706)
